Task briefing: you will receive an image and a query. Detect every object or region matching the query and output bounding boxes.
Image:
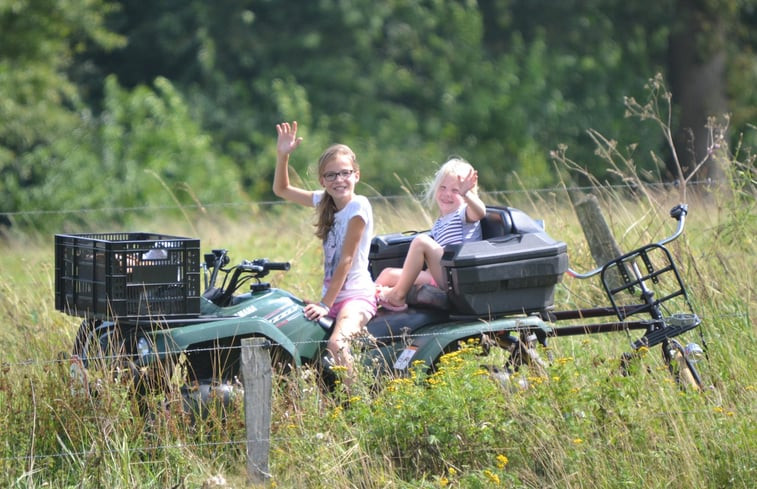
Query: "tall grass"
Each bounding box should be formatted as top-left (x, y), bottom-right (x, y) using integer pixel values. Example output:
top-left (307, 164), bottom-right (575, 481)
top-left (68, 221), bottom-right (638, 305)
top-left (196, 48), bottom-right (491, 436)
top-left (1, 178), bottom-right (754, 488)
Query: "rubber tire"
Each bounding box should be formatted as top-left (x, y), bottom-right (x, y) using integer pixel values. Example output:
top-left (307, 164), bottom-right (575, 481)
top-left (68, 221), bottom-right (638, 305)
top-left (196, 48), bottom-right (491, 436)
top-left (665, 338), bottom-right (703, 391)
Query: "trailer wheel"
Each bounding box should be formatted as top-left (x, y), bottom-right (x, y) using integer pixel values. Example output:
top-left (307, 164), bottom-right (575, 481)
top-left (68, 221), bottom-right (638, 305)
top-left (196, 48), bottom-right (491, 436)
top-left (663, 338), bottom-right (704, 391)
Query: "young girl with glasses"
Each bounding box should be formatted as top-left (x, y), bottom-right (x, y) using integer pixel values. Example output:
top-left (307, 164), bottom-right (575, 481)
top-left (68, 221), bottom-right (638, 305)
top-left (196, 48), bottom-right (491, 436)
top-left (273, 121), bottom-right (377, 384)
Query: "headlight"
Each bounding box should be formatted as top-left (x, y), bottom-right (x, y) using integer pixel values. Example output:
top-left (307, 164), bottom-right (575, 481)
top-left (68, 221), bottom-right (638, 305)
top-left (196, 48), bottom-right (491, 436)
top-left (136, 336), bottom-right (153, 363)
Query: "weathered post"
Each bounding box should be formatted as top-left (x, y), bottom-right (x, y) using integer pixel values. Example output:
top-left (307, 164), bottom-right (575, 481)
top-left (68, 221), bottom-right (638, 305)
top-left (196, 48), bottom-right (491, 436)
top-left (572, 194), bottom-right (625, 289)
top-left (240, 337), bottom-right (272, 485)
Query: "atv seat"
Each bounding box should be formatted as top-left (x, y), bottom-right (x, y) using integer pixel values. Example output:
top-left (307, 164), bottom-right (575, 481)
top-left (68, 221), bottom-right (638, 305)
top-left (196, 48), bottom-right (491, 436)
top-left (480, 205), bottom-right (545, 240)
top-left (480, 207), bottom-right (513, 239)
top-left (366, 307), bottom-right (450, 344)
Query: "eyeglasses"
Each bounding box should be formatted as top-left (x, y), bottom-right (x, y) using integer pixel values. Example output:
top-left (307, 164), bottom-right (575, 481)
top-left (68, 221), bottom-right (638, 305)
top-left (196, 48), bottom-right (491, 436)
top-left (322, 169), bottom-right (355, 182)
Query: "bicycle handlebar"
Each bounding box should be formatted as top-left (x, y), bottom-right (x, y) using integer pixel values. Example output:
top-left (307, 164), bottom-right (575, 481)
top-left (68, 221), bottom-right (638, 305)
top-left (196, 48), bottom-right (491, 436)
top-left (567, 204), bottom-right (688, 279)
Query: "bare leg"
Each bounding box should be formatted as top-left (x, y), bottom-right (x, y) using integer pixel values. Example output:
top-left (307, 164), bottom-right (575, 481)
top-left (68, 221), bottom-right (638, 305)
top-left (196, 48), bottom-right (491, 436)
top-left (382, 234), bottom-right (443, 307)
top-left (375, 267), bottom-right (402, 287)
top-left (327, 301), bottom-right (372, 387)
top-left (376, 267), bottom-right (434, 289)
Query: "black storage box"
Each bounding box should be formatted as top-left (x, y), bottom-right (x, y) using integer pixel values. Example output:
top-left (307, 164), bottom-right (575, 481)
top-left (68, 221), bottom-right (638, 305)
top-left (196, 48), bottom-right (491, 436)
top-left (368, 231), bottom-right (427, 280)
top-left (368, 206), bottom-right (568, 316)
top-left (55, 232), bottom-right (201, 319)
top-left (442, 232), bottom-right (569, 316)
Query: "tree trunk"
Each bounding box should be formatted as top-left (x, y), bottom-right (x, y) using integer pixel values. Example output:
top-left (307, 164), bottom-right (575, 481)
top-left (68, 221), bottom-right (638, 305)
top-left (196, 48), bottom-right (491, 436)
top-left (667, 0), bottom-right (728, 184)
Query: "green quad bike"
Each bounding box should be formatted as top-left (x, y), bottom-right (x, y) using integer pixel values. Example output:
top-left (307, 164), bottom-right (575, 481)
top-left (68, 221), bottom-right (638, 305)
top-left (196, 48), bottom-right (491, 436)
top-left (56, 204), bottom-right (705, 410)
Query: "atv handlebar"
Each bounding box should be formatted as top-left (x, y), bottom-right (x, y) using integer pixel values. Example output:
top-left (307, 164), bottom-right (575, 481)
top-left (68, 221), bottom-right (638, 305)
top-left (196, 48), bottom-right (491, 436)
top-left (203, 249), bottom-right (291, 300)
top-left (237, 258), bottom-right (291, 273)
top-left (567, 204), bottom-right (688, 279)
top-left (261, 260), bottom-right (291, 271)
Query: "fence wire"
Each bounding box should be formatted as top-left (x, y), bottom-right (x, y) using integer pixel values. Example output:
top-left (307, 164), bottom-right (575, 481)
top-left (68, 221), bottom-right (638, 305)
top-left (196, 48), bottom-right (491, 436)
top-left (0, 180), bottom-right (721, 219)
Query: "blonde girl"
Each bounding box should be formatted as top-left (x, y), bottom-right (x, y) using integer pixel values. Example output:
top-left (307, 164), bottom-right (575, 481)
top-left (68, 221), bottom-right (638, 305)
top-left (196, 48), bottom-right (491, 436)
top-left (376, 157), bottom-right (486, 311)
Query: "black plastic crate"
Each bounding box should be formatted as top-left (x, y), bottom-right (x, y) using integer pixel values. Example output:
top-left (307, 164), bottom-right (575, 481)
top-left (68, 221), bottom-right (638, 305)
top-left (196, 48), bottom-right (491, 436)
top-left (55, 232), bottom-right (201, 319)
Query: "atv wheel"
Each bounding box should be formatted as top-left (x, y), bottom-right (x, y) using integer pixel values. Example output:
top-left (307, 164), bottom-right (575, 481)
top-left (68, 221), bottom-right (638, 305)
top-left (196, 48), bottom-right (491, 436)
top-left (442, 331), bottom-right (548, 391)
top-left (71, 319), bottom-right (124, 369)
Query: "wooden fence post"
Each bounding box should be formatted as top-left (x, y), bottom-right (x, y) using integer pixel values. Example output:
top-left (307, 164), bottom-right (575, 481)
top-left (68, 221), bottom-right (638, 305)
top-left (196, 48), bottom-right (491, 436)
top-left (240, 337), bottom-right (272, 485)
top-left (572, 194), bottom-right (625, 289)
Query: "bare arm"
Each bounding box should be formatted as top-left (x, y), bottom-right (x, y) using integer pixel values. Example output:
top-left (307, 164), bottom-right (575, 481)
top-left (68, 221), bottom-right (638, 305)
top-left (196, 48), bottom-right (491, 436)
top-left (273, 121), bottom-right (315, 207)
top-left (321, 215), bottom-right (365, 307)
top-left (460, 169), bottom-right (487, 222)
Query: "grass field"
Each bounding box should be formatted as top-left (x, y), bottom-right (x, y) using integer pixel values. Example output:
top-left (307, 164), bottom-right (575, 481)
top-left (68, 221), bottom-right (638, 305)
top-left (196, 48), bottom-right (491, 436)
top-left (0, 181), bottom-right (755, 488)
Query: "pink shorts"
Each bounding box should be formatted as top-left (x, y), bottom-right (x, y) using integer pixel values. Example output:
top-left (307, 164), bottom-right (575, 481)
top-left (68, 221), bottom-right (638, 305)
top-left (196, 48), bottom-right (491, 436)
top-left (328, 295), bottom-right (378, 320)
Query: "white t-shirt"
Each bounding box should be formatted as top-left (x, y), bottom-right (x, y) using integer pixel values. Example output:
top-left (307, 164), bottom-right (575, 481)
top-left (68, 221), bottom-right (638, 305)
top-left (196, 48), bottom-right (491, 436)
top-left (430, 204), bottom-right (482, 247)
top-left (313, 192), bottom-right (375, 302)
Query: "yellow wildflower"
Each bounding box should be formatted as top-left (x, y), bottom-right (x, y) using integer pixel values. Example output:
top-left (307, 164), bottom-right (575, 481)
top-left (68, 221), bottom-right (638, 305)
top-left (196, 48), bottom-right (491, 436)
top-left (331, 406), bottom-right (343, 419)
top-left (496, 454), bottom-right (509, 468)
top-left (484, 469), bottom-right (500, 484)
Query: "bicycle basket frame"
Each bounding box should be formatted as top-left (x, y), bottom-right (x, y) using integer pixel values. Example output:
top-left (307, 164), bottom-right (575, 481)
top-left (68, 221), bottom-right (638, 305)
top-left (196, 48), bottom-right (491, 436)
top-left (600, 243), bottom-right (693, 321)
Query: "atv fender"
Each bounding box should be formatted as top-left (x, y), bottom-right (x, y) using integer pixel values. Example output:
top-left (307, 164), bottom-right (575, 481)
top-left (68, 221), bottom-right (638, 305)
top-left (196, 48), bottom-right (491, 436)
top-left (393, 315), bottom-right (551, 371)
top-left (149, 316), bottom-right (304, 367)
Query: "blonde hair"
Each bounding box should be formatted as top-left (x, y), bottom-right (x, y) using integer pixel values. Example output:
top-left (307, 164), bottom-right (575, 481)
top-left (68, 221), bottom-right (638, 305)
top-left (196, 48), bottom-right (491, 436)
top-left (314, 144), bottom-right (358, 241)
top-left (423, 157), bottom-right (478, 208)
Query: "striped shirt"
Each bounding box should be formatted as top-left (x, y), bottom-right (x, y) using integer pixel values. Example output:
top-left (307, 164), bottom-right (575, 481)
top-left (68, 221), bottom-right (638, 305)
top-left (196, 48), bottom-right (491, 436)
top-left (430, 205), bottom-right (482, 247)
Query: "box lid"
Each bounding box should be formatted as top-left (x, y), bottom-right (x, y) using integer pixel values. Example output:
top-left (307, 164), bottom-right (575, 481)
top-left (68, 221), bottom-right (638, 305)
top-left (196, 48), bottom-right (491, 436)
top-left (442, 232), bottom-right (568, 268)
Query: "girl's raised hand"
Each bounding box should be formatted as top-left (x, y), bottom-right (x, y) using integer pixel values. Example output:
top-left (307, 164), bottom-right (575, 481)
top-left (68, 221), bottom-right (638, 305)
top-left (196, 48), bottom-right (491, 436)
top-left (276, 121), bottom-right (303, 155)
top-left (459, 168), bottom-right (478, 194)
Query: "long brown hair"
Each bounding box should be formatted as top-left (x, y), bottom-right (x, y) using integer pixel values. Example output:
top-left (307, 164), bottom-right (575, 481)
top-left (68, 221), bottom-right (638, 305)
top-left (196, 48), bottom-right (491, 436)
top-left (314, 144), bottom-right (358, 241)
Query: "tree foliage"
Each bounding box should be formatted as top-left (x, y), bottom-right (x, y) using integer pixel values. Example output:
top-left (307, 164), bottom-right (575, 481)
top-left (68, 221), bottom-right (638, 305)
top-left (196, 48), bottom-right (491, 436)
top-left (1, 0), bottom-right (755, 228)
top-left (0, 0), bottom-right (123, 217)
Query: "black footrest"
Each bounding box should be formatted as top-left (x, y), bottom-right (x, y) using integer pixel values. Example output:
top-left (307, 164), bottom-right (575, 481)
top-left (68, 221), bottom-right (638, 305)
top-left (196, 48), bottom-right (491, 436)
top-left (633, 314), bottom-right (700, 349)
